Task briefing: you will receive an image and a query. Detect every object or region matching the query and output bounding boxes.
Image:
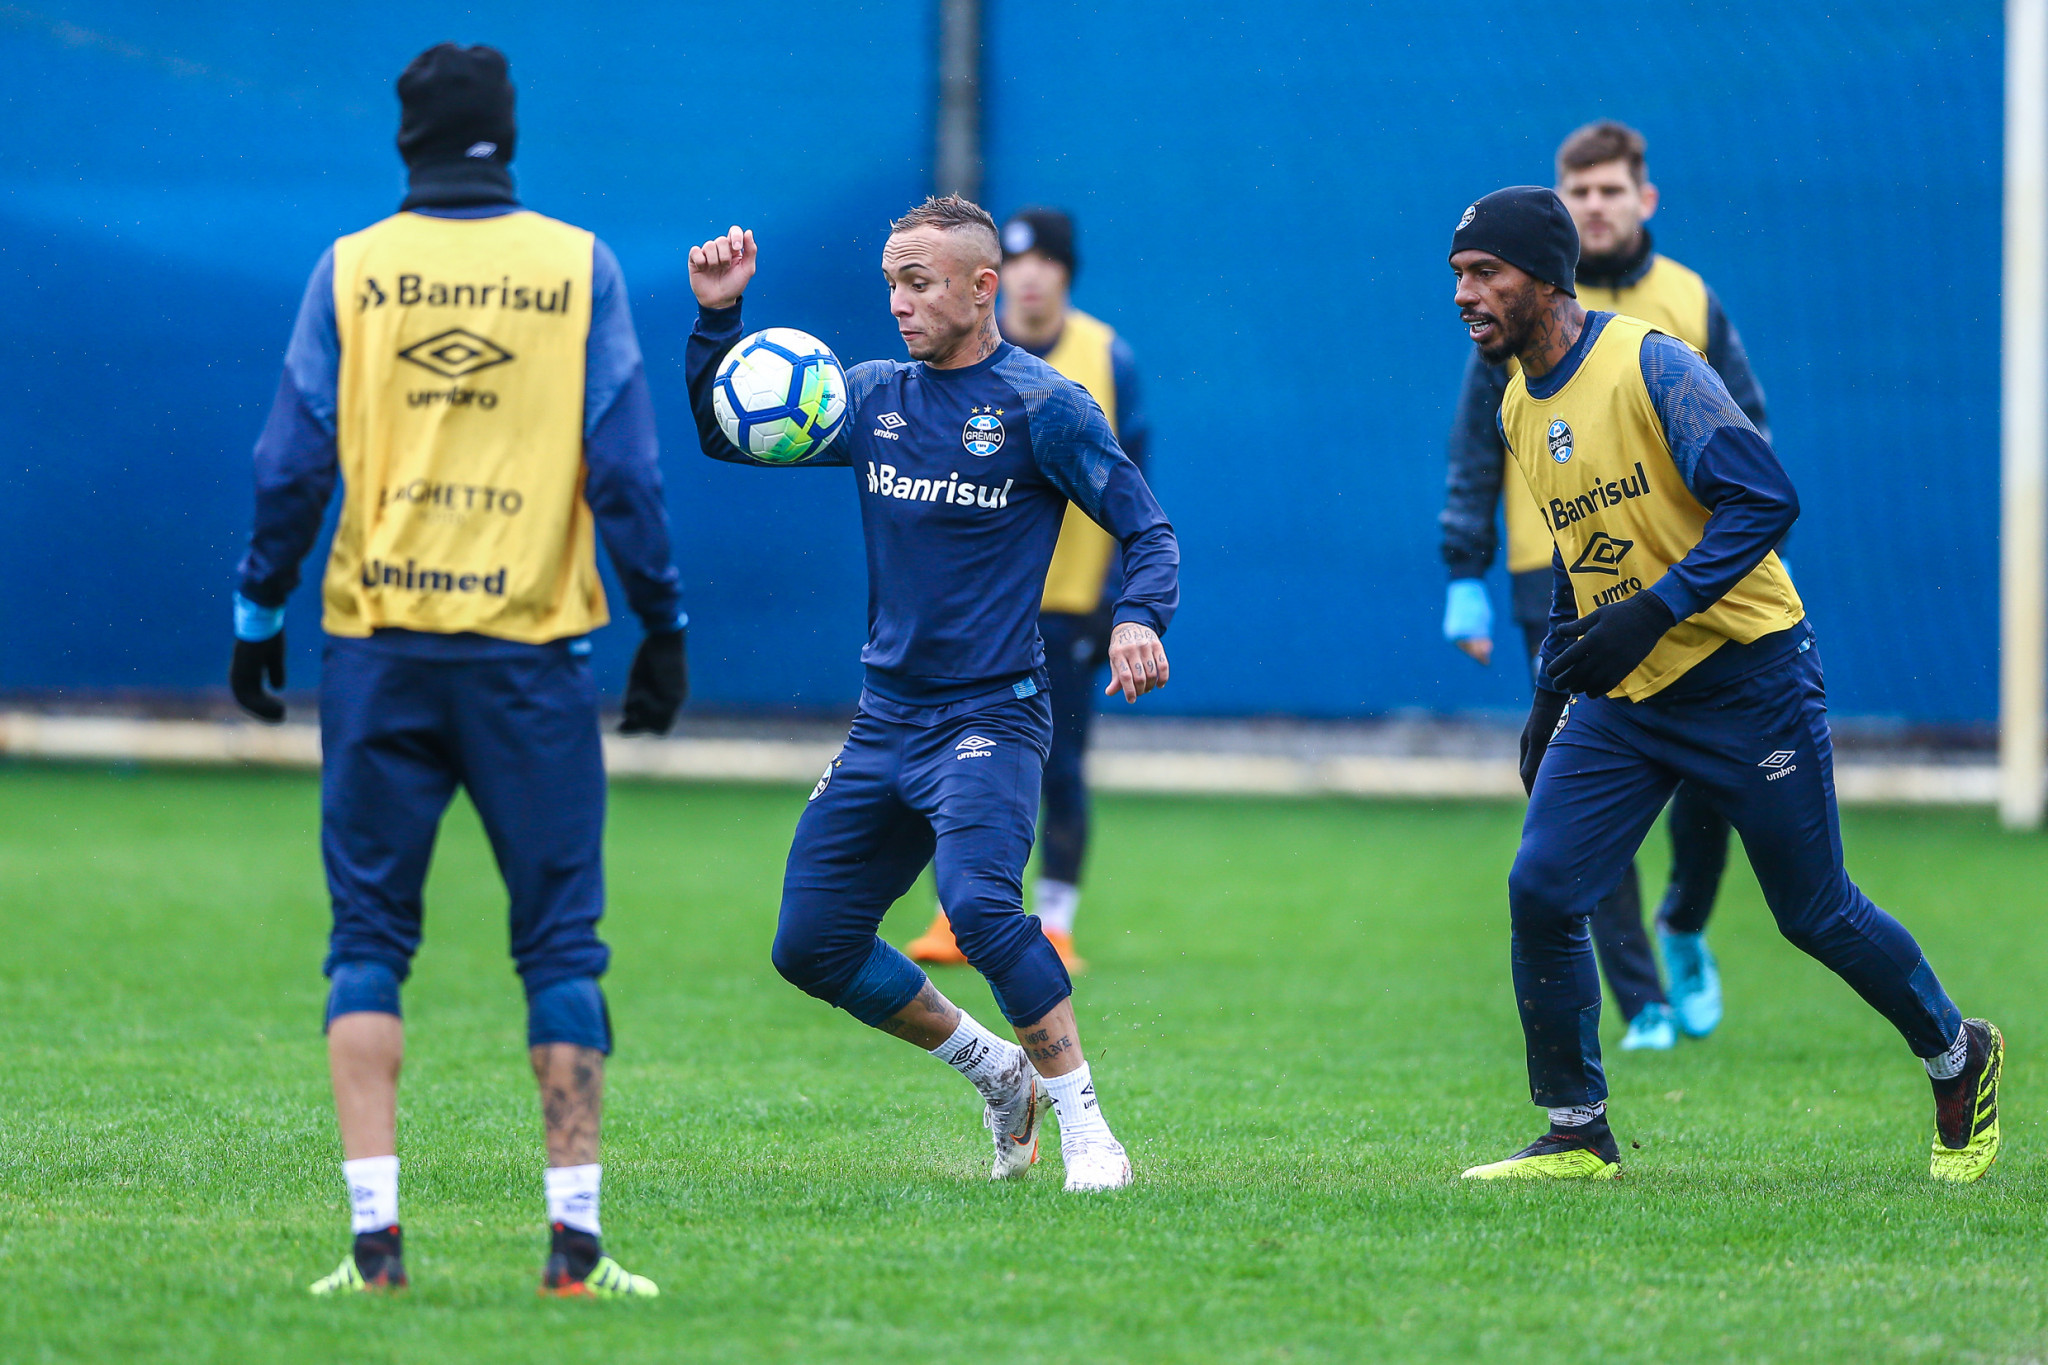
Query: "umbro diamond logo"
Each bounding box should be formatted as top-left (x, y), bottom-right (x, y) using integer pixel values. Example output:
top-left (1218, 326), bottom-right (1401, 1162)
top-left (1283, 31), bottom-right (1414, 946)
top-left (877, 412), bottom-right (906, 429)
top-left (397, 327), bottom-right (515, 379)
top-left (1760, 749), bottom-right (1798, 781)
top-left (956, 735), bottom-right (997, 760)
top-left (1570, 531), bottom-right (1635, 576)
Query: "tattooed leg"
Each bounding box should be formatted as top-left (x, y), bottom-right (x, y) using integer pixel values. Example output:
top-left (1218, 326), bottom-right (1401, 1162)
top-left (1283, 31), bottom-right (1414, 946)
top-left (530, 1044), bottom-right (605, 1167)
top-left (878, 979), bottom-right (964, 1050)
top-left (1015, 998), bottom-right (1086, 1077)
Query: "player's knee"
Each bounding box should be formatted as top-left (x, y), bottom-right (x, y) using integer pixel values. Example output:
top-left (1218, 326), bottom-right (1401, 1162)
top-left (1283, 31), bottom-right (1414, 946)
top-left (325, 958), bottom-right (404, 1028)
top-left (770, 920), bottom-right (877, 1008)
top-left (525, 974), bottom-right (611, 1054)
top-left (1507, 851), bottom-right (1575, 929)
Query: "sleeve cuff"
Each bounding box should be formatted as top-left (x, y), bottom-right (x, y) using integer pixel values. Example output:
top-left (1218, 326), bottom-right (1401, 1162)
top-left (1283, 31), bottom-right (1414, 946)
top-left (1111, 605), bottom-right (1165, 636)
top-left (698, 302), bottom-right (744, 330)
top-left (233, 593), bottom-right (286, 642)
top-left (1645, 578), bottom-right (1699, 624)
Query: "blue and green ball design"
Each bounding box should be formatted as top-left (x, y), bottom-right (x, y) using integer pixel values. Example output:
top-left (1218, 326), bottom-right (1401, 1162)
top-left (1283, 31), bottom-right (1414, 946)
top-left (713, 328), bottom-right (850, 465)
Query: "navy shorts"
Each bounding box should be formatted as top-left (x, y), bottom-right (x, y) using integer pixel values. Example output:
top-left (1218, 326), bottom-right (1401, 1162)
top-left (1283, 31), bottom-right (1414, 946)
top-left (319, 636), bottom-right (610, 992)
top-left (774, 689), bottom-right (1073, 1026)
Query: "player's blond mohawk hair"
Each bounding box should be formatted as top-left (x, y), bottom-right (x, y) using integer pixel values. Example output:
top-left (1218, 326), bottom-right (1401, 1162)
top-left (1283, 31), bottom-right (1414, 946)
top-left (889, 195), bottom-right (1001, 268)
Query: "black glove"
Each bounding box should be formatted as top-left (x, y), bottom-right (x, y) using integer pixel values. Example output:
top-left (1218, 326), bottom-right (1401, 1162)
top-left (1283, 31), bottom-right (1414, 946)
top-left (1519, 687), bottom-right (1568, 796)
top-left (1548, 591), bottom-right (1677, 698)
top-left (619, 628), bottom-right (688, 735)
top-left (230, 632), bottom-right (287, 723)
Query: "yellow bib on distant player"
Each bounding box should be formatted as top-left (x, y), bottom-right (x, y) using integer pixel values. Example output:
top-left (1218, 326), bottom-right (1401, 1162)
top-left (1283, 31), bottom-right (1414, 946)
top-left (1037, 310), bottom-right (1121, 614)
top-left (1500, 314), bottom-right (1802, 700)
top-left (1502, 255), bottom-right (1713, 575)
top-left (325, 210), bottom-right (602, 642)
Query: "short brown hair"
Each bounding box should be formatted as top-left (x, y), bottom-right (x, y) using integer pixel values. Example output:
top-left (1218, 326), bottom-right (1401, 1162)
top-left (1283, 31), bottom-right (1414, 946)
top-left (889, 194), bottom-right (1001, 266)
top-left (1556, 120), bottom-right (1648, 185)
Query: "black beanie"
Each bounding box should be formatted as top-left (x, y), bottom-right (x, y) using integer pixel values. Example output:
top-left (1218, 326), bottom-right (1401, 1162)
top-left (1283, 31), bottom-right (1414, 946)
top-left (1001, 207), bottom-right (1078, 280)
top-left (396, 44), bottom-right (517, 209)
top-left (1449, 186), bottom-right (1578, 297)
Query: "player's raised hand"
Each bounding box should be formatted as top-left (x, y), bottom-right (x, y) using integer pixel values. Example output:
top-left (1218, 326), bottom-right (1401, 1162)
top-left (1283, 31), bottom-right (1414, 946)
top-left (689, 226), bottom-right (757, 309)
top-left (1105, 621), bottom-right (1169, 703)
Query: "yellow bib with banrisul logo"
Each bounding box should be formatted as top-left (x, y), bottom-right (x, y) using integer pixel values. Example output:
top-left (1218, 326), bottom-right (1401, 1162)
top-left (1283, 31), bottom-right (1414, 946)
top-left (1037, 309), bottom-right (1121, 614)
top-left (324, 210), bottom-right (603, 642)
top-left (1503, 255), bottom-right (1712, 575)
top-left (1500, 313), bottom-right (1802, 700)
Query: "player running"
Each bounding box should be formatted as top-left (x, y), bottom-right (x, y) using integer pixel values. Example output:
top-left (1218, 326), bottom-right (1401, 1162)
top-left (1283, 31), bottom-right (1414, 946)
top-left (1445, 186), bottom-right (2001, 1182)
top-left (684, 196), bottom-right (1179, 1192)
top-left (1440, 122), bottom-right (1767, 1050)
top-left (231, 45), bottom-right (680, 1295)
top-left (906, 206), bottom-right (1151, 973)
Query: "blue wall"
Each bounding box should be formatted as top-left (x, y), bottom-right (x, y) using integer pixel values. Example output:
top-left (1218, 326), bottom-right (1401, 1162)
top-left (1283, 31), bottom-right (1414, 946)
top-left (0, 2), bottom-right (2005, 720)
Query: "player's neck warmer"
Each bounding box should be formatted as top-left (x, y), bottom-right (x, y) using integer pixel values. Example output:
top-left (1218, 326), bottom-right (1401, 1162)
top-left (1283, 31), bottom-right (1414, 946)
top-left (401, 158), bottom-right (517, 212)
top-left (1577, 227), bottom-right (1654, 291)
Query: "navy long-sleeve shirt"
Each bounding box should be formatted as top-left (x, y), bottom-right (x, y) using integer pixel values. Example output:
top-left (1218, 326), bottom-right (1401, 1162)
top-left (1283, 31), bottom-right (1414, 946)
top-left (1526, 313), bottom-right (1803, 696)
top-left (236, 200), bottom-right (684, 649)
top-left (687, 303), bottom-right (1179, 714)
top-left (1439, 251), bottom-right (1772, 588)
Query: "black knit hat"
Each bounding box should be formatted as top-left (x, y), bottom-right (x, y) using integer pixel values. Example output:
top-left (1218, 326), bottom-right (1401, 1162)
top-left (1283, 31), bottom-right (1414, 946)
top-left (397, 44), bottom-right (516, 171)
top-left (1001, 207), bottom-right (1078, 280)
top-left (1449, 186), bottom-right (1578, 297)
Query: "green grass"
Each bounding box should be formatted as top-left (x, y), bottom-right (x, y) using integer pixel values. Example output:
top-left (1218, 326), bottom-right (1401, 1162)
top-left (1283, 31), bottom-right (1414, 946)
top-left (2, 763), bottom-right (2046, 1363)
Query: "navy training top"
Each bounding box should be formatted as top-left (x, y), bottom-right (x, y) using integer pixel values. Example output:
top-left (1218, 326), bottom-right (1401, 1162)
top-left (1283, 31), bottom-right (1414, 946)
top-left (686, 303), bottom-right (1180, 718)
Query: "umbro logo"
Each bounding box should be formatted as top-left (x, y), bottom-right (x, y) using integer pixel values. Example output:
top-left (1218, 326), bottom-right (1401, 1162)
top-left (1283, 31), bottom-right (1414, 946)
top-left (873, 411), bottom-right (907, 441)
top-left (397, 327), bottom-right (515, 379)
top-left (955, 735), bottom-right (997, 759)
top-left (1760, 749), bottom-right (1798, 781)
top-left (1570, 531), bottom-right (1635, 576)
top-left (949, 1038), bottom-right (990, 1069)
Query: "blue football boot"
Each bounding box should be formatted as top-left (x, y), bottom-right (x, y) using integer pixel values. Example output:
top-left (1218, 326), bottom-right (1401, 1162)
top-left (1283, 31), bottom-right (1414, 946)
top-left (1619, 1001), bottom-right (1677, 1051)
top-left (1660, 930), bottom-right (1723, 1039)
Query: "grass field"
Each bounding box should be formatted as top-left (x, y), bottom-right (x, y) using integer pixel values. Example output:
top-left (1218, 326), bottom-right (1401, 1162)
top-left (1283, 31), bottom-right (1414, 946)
top-left (3, 762), bottom-right (2046, 1363)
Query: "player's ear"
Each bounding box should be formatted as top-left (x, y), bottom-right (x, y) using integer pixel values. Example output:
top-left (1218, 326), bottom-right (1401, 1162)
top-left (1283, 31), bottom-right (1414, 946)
top-left (975, 264), bottom-right (1000, 306)
top-left (1638, 181), bottom-right (1659, 221)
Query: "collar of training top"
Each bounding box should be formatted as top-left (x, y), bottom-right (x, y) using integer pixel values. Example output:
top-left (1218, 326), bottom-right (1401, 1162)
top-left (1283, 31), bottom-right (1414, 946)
top-left (1576, 227), bottom-right (1656, 291)
top-left (400, 157), bottom-right (517, 212)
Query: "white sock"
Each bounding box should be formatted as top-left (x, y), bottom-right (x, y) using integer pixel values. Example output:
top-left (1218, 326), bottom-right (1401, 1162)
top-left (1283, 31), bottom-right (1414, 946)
top-left (545, 1163), bottom-right (602, 1236)
top-left (931, 1014), bottom-right (1026, 1105)
top-left (1035, 879), bottom-right (1080, 935)
top-left (1926, 1028), bottom-right (1970, 1081)
top-left (343, 1155), bottom-right (399, 1234)
top-left (1547, 1102), bottom-right (1606, 1129)
top-left (1043, 1062), bottom-right (1112, 1142)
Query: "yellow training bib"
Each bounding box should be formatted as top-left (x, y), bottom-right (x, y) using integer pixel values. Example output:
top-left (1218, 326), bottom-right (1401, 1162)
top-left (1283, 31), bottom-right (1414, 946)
top-left (1036, 310), bottom-right (1122, 614)
top-left (325, 210), bottom-right (603, 643)
top-left (1500, 314), bottom-right (1802, 700)
top-left (1502, 254), bottom-right (1713, 576)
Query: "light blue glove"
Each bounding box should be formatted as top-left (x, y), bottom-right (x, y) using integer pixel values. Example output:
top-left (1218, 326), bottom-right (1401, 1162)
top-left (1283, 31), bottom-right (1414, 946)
top-left (233, 593), bottom-right (286, 642)
top-left (1443, 578), bottom-right (1492, 642)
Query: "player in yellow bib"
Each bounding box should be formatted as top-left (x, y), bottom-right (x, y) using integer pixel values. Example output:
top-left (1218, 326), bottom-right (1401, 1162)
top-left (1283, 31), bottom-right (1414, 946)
top-left (1440, 122), bottom-right (1767, 1051)
top-left (1445, 186), bottom-right (2001, 1182)
top-left (906, 208), bottom-right (1149, 973)
top-left (230, 45), bottom-right (675, 1296)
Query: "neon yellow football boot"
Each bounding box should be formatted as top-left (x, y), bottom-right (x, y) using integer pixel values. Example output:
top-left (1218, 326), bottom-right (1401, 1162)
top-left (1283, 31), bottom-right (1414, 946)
top-left (1462, 1127), bottom-right (1622, 1180)
top-left (309, 1226), bottom-right (407, 1294)
top-left (539, 1224), bottom-right (660, 1299)
top-left (1929, 1018), bottom-right (2003, 1183)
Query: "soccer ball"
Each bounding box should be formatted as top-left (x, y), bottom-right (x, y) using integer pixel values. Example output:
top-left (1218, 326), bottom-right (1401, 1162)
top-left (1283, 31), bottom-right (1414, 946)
top-left (712, 328), bottom-right (849, 464)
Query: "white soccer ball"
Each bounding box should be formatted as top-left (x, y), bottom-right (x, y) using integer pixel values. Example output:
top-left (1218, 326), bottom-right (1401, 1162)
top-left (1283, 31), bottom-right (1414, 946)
top-left (712, 328), bottom-right (849, 465)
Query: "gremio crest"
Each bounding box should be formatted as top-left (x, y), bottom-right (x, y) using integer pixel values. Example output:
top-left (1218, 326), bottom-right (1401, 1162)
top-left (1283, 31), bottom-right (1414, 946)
top-left (962, 407), bottom-right (1005, 457)
top-left (1547, 418), bottom-right (1574, 464)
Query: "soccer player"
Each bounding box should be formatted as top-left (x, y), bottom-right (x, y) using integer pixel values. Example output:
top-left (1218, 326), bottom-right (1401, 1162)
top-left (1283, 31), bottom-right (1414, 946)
top-left (905, 206), bottom-right (1150, 973)
top-left (1445, 186), bottom-right (2002, 1181)
top-left (230, 45), bottom-right (682, 1295)
top-left (1439, 122), bottom-right (1765, 1049)
top-left (683, 197), bottom-right (1179, 1192)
